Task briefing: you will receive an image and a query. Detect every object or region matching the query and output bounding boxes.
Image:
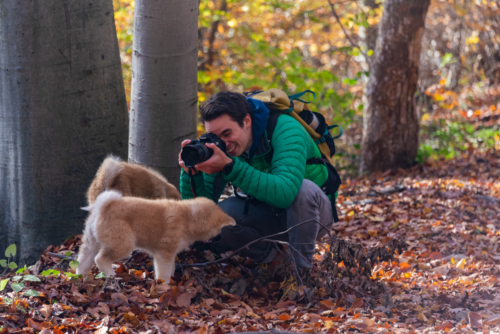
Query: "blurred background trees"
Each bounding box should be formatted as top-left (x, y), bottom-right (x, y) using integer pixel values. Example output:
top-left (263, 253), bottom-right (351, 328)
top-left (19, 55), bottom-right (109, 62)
top-left (114, 0), bottom-right (500, 175)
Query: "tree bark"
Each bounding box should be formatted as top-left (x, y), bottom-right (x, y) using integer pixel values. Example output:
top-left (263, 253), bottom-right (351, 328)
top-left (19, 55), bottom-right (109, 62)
top-left (0, 0), bottom-right (128, 264)
top-left (129, 0), bottom-right (198, 190)
top-left (360, 0), bottom-right (430, 174)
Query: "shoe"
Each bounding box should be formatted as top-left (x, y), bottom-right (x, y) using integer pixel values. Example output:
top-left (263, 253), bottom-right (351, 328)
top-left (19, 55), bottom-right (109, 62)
top-left (279, 265), bottom-right (311, 302)
top-left (254, 250), bottom-right (287, 286)
top-left (255, 259), bottom-right (280, 287)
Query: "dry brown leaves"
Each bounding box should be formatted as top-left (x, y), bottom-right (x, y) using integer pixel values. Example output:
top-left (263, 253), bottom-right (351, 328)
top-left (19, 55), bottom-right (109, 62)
top-left (1, 153), bottom-right (500, 333)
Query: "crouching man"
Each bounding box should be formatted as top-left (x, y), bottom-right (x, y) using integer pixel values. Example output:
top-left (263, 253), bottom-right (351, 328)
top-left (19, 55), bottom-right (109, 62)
top-left (178, 91), bottom-right (335, 300)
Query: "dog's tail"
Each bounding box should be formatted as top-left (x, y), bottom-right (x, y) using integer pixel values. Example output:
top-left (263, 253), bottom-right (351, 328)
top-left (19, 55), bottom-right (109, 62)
top-left (81, 189), bottom-right (122, 212)
top-left (77, 190), bottom-right (122, 275)
top-left (86, 155), bottom-right (124, 205)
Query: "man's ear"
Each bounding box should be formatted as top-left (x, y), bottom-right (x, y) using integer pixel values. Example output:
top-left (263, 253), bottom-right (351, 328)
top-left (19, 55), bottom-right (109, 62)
top-left (243, 113), bottom-right (252, 128)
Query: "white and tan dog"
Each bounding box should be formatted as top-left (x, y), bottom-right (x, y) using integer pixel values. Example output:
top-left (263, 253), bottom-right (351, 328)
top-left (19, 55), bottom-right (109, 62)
top-left (86, 156), bottom-right (181, 205)
top-left (76, 190), bottom-right (235, 281)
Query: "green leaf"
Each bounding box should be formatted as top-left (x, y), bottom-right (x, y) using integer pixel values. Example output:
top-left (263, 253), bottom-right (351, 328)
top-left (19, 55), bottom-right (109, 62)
top-left (23, 275), bottom-right (41, 282)
top-left (9, 262), bottom-right (18, 269)
top-left (0, 259), bottom-right (6, 267)
top-left (5, 244), bottom-right (16, 258)
top-left (11, 282), bottom-right (24, 292)
top-left (64, 272), bottom-right (81, 280)
top-left (41, 269), bottom-right (60, 276)
top-left (95, 272), bottom-right (106, 279)
top-left (0, 278), bottom-right (10, 291)
top-left (65, 251), bottom-right (72, 256)
top-left (12, 276), bottom-right (23, 282)
top-left (16, 266), bottom-right (27, 274)
top-left (69, 260), bottom-right (79, 270)
top-left (367, 49), bottom-right (374, 57)
top-left (24, 289), bottom-right (40, 297)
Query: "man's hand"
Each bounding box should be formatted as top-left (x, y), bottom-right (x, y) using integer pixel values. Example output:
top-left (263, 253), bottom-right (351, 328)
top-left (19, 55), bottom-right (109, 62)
top-left (195, 143), bottom-right (232, 175)
top-left (179, 140), bottom-right (197, 174)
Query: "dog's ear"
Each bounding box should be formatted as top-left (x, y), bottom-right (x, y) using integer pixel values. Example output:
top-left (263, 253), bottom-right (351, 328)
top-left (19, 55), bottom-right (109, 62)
top-left (80, 205), bottom-right (92, 211)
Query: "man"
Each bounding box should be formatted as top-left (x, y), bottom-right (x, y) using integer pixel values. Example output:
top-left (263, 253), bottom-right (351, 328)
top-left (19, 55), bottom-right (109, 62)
top-left (178, 91), bottom-right (334, 300)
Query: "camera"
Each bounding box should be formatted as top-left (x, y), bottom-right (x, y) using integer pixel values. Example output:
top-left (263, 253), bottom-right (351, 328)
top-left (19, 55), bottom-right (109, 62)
top-left (181, 133), bottom-right (227, 168)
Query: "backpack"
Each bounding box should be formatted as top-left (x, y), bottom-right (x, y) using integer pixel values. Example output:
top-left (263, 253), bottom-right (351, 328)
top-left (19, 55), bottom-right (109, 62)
top-left (243, 88), bottom-right (343, 222)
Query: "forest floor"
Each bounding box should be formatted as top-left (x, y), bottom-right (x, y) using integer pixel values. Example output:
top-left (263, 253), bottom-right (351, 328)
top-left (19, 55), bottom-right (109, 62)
top-left (1, 152), bottom-right (500, 334)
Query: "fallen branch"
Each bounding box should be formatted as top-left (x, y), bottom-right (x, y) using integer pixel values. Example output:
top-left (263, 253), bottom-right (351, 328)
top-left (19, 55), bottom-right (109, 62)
top-left (368, 184), bottom-right (406, 197)
top-left (0, 318), bottom-right (18, 329)
top-left (48, 252), bottom-right (74, 260)
top-left (179, 219), bottom-right (333, 268)
top-left (474, 194), bottom-right (500, 204)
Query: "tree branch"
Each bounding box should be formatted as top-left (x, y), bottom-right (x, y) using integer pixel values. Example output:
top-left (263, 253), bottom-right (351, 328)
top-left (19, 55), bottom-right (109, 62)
top-left (179, 219), bottom-right (333, 268)
top-left (327, 0), bottom-right (370, 64)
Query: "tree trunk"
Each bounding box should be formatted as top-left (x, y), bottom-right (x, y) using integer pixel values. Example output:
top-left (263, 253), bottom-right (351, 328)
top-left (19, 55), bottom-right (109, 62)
top-left (360, 0), bottom-right (430, 174)
top-left (0, 0), bottom-right (128, 264)
top-left (129, 0), bottom-right (198, 190)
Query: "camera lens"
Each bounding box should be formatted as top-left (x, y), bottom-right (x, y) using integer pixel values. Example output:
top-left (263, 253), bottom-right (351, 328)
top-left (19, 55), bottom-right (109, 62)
top-left (181, 144), bottom-right (212, 167)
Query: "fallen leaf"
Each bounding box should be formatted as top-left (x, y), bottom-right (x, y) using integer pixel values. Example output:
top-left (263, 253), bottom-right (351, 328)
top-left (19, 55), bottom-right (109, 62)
top-left (123, 312), bottom-right (140, 327)
top-left (176, 292), bottom-right (192, 308)
top-left (468, 312), bottom-right (482, 329)
top-left (198, 324), bottom-right (208, 334)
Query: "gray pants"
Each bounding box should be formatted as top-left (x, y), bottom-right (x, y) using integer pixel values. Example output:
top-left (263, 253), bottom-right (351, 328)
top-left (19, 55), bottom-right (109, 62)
top-left (218, 179), bottom-right (333, 268)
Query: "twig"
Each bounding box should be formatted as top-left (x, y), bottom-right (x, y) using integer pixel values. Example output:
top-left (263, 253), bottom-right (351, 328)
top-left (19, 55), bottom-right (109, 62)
top-left (48, 252), bottom-right (74, 260)
top-left (327, 0), bottom-right (370, 64)
top-left (190, 269), bottom-right (221, 303)
top-left (279, 241), bottom-right (378, 299)
top-left (474, 195), bottom-right (500, 205)
top-left (274, 243), bottom-right (312, 304)
top-left (367, 185), bottom-right (406, 197)
top-left (124, 250), bottom-right (140, 267)
top-left (258, 239), bottom-right (378, 299)
top-left (0, 318), bottom-right (18, 329)
top-left (179, 220), bottom-right (322, 268)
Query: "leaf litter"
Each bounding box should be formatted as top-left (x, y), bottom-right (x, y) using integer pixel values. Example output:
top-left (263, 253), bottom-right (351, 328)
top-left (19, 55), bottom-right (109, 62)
top-left (1, 153), bottom-right (500, 333)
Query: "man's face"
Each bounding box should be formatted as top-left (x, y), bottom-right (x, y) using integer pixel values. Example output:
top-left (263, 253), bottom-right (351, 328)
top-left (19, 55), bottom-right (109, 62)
top-left (205, 114), bottom-right (253, 157)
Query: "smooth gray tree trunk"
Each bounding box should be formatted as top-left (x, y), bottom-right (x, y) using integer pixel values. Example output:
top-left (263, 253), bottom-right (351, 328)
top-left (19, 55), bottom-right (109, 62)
top-left (129, 0), bottom-right (198, 189)
top-left (0, 0), bottom-right (128, 264)
top-left (360, 0), bottom-right (431, 174)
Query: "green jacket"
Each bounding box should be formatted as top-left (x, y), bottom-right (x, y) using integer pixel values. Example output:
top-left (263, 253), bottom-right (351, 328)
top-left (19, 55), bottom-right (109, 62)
top-left (180, 114), bottom-right (328, 208)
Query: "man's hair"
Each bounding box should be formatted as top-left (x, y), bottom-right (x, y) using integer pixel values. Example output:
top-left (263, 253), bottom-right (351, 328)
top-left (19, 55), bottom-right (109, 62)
top-left (199, 91), bottom-right (252, 127)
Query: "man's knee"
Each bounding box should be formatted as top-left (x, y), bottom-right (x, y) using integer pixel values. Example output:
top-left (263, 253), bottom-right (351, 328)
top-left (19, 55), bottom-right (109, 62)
top-left (294, 179), bottom-right (329, 205)
top-left (218, 196), bottom-right (245, 220)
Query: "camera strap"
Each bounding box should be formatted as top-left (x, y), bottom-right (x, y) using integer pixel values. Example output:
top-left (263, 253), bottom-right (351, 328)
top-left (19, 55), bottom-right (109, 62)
top-left (189, 169), bottom-right (225, 205)
top-left (211, 172), bottom-right (225, 204)
top-left (189, 168), bottom-right (197, 198)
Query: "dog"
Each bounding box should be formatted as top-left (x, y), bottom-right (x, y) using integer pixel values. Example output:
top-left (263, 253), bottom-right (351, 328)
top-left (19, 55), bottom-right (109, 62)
top-left (86, 156), bottom-right (181, 205)
top-left (76, 190), bottom-right (236, 281)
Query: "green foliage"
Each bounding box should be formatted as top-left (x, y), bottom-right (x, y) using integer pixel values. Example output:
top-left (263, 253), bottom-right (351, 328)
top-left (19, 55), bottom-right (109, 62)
top-left (41, 269), bottom-right (61, 276)
top-left (418, 120), bottom-right (500, 163)
top-left (5, 244), bottom-right (16, 257)
top-left (24, 289), bottom-right (40, 297)
top-left (96, 272), bottom-right (107, 279)
top-left (1, 244), bottom-right (17, 272)
top-left (0, 278), bottom-right (9, 291)
top-left (69, 260), bottom-right (79, 270)
top-left (11, 282), bottom-right (24, 292)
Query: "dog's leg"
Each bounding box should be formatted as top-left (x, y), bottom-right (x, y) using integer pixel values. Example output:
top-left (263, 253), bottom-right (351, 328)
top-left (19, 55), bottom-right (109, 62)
top-left (76, 235), bottom-right (99, 276)
top-left (153, 253), bottom-right (176, 282)
top-left (94, 251), bottom-right (117, 277)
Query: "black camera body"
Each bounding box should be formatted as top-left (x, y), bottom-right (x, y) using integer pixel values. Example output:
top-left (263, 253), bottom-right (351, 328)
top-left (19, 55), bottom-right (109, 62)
top-left (181, 133), bottom-right (227, 168)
